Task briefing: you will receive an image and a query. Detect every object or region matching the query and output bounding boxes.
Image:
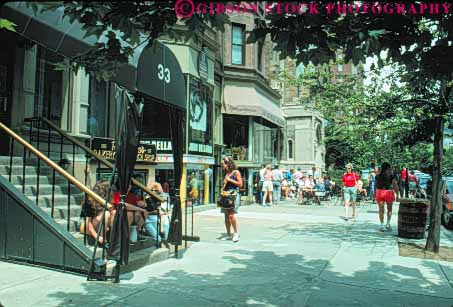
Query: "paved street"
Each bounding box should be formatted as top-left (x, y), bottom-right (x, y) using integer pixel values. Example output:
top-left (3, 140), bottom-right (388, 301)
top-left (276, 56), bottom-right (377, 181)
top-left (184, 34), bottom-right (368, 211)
top-left (2, 200), bottom-right (453, 307)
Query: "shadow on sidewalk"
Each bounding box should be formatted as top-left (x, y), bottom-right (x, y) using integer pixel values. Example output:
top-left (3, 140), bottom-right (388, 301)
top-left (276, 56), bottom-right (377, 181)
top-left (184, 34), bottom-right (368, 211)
top-left (42, 243), bottom-right (453, 307)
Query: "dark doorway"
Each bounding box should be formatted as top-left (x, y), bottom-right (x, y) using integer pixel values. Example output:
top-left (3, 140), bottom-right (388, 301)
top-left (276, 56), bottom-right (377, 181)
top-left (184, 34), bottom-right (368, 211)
top-left (0, 31), bottom-right (15, 155)
top-left (34, 46), bottom-right (64, 126)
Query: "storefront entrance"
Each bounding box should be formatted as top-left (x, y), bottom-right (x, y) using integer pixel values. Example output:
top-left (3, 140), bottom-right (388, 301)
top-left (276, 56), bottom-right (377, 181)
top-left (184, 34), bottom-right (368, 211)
top-left (0, 32), bottom-right (15, 155)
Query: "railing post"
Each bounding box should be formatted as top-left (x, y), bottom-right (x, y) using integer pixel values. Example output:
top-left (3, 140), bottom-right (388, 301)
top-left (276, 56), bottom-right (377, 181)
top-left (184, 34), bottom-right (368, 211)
top-left (191, 199), bottom-right (194, 238)
top-left (185, 199), bottom-right (188, 248)
top-left (22, 139), bottom-right (27, 194)
top-left (47, 120), bottom-right (51, 157)
top-left (156, 213), bottom-right (160, 248)
top-left (36, 125), bottom-right (41, 206)
top-left (8, 138), bottom-right (14, 182)
top-left (51, 169), bottom-right (56, 218)
top-left (72, 143), bottom-right (75, 176)
top-left (84, 155), bottom-right (89, 246)
top-left (67, 179), bottom-right (71, 232)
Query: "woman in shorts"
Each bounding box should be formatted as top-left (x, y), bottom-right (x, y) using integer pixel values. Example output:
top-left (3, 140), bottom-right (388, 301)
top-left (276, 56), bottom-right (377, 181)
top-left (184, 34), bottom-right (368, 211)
top-left (262, 164), bottom-right (274, 207)
top-left (219, 156), bottom-right (242, 242)
top-left (79, 180), bottom-right (112, 246)
top-left (375, 162), bottom-right (399, 232)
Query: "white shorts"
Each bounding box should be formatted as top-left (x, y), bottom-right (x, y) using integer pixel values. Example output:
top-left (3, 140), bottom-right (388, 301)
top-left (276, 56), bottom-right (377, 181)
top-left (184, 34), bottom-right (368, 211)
top-left (262, 181), bottom-right (273, 192)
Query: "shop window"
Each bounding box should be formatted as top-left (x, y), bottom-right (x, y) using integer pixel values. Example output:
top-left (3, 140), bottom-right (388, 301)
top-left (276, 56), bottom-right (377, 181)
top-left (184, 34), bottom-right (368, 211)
top-left (253, 120), bottom-right (273, 162)
top-left (34, 46), bottom-right (65, 125)
top-left (232, 24), bottom-right (245, 65)
top-left (187, 167), bottom-right (212, 206)
top-left (87, 77), bottom-right (108, 136)
top-left (223, 115), bottom-right (248, 160)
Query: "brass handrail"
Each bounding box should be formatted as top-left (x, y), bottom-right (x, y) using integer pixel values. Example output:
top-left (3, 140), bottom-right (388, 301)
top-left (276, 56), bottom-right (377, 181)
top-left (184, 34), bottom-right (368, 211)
top-left (0, 121), bottom-right (112, 208)
top-left (37, 117), bottom-right (164, 202)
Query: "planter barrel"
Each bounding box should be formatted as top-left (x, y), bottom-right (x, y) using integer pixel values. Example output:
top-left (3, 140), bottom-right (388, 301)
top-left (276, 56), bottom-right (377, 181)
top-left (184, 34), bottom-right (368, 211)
top-left (397, 198), bottom-right (429, 239)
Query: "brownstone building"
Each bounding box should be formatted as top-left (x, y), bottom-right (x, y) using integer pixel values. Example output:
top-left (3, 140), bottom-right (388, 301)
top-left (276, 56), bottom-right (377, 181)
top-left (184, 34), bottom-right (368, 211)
top-left (222, 10), bottom-right (285, 197)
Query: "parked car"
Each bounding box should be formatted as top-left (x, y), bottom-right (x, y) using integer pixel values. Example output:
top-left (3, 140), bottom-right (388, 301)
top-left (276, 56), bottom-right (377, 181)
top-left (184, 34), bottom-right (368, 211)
top-left (441, 177), bottom-right (453, 230)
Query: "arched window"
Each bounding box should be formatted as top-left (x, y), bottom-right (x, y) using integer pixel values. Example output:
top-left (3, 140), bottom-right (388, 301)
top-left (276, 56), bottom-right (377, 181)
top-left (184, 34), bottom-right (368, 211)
top-left (316, 125), bottom-right (322, 145)
top-left (288, 139), bottom-right (294, 160)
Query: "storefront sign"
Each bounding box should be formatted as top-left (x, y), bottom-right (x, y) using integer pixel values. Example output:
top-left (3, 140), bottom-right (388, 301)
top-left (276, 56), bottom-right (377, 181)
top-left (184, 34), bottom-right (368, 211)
top-left (189, 143), bottom-right (212, 154)
top-left (188, 77), bottom-right (213, 156)
top-left (91, 137), bottom-right (157, 163)
top-left (141, 139), bottom-right (173, 153)
top-left (137, 42), bottom-right (186, 110)
top-left (198, 50), bottom-right (209, 81)
top-left (184, 154), bottom-right (215, 165)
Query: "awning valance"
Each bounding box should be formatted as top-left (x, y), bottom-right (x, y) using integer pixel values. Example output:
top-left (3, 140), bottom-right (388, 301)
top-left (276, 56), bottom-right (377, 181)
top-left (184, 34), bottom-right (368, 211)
top-left (223, 83), bottom-right (285, 127)
top-left (1, 2), bottom-right (186, 110)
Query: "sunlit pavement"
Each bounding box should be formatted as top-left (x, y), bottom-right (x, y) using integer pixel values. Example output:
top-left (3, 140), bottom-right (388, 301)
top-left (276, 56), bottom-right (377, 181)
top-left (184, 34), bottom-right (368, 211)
top-left (1, 200), bottom-right (453, 307)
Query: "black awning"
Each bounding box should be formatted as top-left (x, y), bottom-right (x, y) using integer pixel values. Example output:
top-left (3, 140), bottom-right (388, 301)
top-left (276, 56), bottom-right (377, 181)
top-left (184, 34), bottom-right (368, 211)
top-left (2, 2), bottom-right (187, 110)
top-left (1, 2), bottom-right (136, 90)
top-left (137, 43), bottom-right (187, 111)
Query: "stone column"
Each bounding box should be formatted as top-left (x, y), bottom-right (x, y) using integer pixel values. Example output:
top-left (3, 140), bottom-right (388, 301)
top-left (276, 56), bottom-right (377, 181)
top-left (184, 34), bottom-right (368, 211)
top-left (71, 68), bottom-right (90, 134)
top-left (204, 164), bottom-right (209, 205)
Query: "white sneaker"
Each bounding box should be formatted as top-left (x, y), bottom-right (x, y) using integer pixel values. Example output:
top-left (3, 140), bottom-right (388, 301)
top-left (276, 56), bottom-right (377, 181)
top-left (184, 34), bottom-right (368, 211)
top-left (385, 224), bottom-right (392, 231)
top-left (232, 233), bottom-right (239, 243)
top-left (379, 225), bottom-right (385, 232)
top-left (219, 234), bottom-right (232, 241)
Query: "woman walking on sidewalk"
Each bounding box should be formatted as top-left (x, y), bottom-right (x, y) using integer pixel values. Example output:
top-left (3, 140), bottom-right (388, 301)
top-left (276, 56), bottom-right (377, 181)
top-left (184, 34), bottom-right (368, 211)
top-left (375, 162), bottom-right (399, 232)
top-left (342, 163), bottom-right (359, 221)
top-left (220, 157), bottom-right (242, 242)
top-left (262, 164), bottom-right (274, 207)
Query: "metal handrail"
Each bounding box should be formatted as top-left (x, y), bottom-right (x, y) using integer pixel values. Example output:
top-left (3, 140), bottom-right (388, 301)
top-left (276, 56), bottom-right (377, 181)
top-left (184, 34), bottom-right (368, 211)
top-left (0, 121), bottom-right (112, 208)
top-left (34, 117), bottom-right (164, 202)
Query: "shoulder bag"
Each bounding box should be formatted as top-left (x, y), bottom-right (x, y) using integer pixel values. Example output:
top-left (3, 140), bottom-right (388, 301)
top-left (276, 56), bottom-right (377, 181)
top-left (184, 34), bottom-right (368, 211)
top-left (217, 171), bottom-right (238, 210)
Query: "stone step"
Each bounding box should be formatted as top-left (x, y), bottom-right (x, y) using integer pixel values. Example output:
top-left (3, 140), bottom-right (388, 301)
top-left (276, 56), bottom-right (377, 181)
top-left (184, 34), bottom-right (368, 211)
top-left (0, 156), bottom-right (26, 165)
top-left (122, 246), bottom-right (171, 273)
top-left (16, 183), bottom-right (82, 197)
top-left (6, 174), bottom-right (67, 186)
top-left (0, 165), bottom-right (55, 176)
top-left (36, 193), bottom-right (85, 208)
top-left (41, 205), bottom-right (82, 219)
top-left (56, 217), bottom-right (80, 233)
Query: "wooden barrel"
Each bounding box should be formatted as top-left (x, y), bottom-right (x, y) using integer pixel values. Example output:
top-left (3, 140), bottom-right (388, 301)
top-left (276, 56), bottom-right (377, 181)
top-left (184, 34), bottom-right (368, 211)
top-left (398, 199), bottom-right (429, 239)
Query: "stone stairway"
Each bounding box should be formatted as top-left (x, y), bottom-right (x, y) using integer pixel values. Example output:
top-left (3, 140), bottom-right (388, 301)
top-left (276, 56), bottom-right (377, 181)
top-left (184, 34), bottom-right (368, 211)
top-left (0, 155), bottom-right (171, 273)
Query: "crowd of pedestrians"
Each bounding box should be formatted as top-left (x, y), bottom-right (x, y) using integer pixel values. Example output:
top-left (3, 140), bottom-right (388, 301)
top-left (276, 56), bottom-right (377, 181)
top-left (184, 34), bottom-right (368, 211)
top-left (80, 157), bottom-right (423, 248)
top-left (254, 165), bottom-right (336, 206)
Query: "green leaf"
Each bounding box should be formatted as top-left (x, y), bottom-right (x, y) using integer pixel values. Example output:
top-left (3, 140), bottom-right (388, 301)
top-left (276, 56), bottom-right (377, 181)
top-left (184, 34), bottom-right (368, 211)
top-left (0, 19), bottom-right (16, 32)
top-left (368, 29), bottom-right (386, 37)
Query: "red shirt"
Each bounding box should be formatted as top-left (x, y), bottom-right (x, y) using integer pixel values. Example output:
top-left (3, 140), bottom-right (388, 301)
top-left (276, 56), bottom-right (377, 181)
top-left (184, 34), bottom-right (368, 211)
top-left (163, 182), bottom-right (170, 193)
top-left (401, 169), bottom-right (407, 180)
top-left (408, 174), bottom-right (418, 182)
top-left (342, 173), bottom-right (360, 187)
top-left (112, 192), bottom-right (141, 207)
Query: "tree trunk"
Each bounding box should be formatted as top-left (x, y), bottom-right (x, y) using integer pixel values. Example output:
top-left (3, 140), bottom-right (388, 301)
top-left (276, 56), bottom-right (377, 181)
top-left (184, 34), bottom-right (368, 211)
top-left (425, 116), bottom-right (444, 253)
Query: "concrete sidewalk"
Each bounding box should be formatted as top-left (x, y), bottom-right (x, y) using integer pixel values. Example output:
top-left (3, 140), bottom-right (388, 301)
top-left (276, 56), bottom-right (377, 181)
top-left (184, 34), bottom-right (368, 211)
top-left (1, 201), bottom-right (453, 306)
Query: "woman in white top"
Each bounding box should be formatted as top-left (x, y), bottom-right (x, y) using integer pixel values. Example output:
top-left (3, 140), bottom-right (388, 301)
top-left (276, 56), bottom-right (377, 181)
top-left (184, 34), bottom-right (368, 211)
top-left (262, 165), bottom-right (274, 207)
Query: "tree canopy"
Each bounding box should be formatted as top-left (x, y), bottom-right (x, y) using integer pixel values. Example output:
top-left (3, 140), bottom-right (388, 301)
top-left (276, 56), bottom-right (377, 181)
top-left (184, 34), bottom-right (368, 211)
top-left (33, 1), bottom-right (227, 80)
top-left (251, 3), bottom-right (452, 252)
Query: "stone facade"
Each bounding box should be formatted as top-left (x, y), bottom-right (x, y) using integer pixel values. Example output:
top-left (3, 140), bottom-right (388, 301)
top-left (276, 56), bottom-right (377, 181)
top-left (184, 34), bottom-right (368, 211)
top-left (275, 56), bottom-right (359, 173)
